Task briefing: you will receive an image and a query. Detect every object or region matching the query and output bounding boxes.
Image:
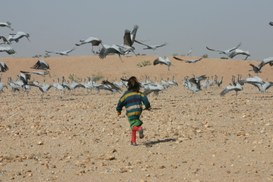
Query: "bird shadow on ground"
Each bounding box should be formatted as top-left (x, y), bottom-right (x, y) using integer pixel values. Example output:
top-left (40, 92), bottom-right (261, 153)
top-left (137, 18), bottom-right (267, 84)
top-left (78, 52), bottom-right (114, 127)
top-left (143, 138), bottom-right (176, 147)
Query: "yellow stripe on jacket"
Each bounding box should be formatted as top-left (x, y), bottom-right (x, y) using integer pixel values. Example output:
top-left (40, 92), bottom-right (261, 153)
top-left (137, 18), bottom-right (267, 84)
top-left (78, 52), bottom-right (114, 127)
top-left (127, 111), bottom-right (141, 117)
top-left (120, 92), bottom-right (144, 102)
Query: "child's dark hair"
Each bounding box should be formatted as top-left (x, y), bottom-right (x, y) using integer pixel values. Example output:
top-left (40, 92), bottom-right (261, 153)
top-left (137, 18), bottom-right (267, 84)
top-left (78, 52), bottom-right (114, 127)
top-left (127, 76), bottom-right (141, 91)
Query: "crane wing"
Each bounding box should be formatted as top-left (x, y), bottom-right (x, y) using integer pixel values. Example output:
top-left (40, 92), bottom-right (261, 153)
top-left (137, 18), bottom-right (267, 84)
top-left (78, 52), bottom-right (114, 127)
top-left (130, 25), bottom-right (138, 43)
top-left (135, 39), bottom-right (149, 46)
top-left (45, 50), bottom-right (55, 54)
top-left (66, 48), bottom-right (75, 53)
top-left (206, 46), bottom-right (223, 53)
top-left (153, 57), bottom-right (161, 65)
top-left (123, 30), bottom-right (132, 47)
top-left (228, 42), bottom-right (242, 52)
top-left (155, 42), bottom-right (167, 48)
top-left (173, 56), bottom-right (184, 61)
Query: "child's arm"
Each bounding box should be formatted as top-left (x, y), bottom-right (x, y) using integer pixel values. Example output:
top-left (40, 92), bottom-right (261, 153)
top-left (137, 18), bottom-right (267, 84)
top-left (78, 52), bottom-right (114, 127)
top-left (116, 99), bottom-right (124, 116)
top-left (141, 94), bottom-right (151, 110)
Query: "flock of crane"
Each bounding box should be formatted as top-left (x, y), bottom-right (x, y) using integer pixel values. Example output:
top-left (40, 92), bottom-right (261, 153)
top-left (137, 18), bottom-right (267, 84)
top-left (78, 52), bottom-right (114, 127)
top-left (0, 69), bottom-right (183, 97)
top-left (1, 66), bottom-right (272, 98)
top-left (183, 74), bottom-right (273, 96)
top-left (1, 20), bottom-right (273, 97)
top-left (0, 21), bottom-right (254, 61)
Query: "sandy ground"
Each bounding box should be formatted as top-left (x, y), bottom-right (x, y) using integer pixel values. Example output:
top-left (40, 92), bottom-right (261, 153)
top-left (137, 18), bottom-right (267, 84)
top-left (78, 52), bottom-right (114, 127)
top-left (0, 55), bottom-right (273, 182)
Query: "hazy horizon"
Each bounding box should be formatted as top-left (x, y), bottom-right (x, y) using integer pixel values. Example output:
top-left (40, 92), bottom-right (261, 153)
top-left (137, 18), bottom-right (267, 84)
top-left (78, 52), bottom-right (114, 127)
top-left (1, 1), bottom-right (273, 60)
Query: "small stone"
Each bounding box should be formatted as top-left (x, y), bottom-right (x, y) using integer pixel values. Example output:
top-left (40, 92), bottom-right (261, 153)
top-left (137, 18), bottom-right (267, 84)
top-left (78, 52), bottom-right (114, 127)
top-left (119, 168), bottom-right (128, 173)
top-left (159, 165), bottom-right (166, 169)
top-left (107, 156), bottom-right (116, 160)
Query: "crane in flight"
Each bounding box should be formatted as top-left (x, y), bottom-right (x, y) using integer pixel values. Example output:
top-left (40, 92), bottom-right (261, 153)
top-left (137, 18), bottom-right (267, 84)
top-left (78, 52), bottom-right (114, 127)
top-left (8, 31), bottom-right (30, 43)
top-left (121, 25), bottom-right (139, 56)
top-left (240, 75), bottom-right (273, 93)
top-left (206, 42), bottom-right (250, 59)
top-left (0, 77), bottom-right (8, 92)
top-left (98, 43), bottom-right (134, 60)
top-left (135, 40), bottom-right (167, 51)
top-left (0, 62), bottom-right (8, 72)
top-left (0, 21), bottom-right (14, 31)
top-left (206, 42), bottom-right (241, 56)
top-left (0, 45), bottom-right (15, 55)
top-left (228, 49), bottom-right (250, 60)
top-left (123, 25), bottom-right (138, 47)
top-left (220, 75), bottom-right (243, 96)
top-left (0, 36), bottom-right (10, 44)
top-left (75, 36), bottom-right (102, 54)
top-left (153, 56), bottom-right (172, 70)
top-left (258, 57), bottom-right (273, 68)
top-left (45, 48), bottom-right (75, 56)
top-left (31, 60), bottom-right (50, 70)
top-left (173, 56), bottom-right (203, 63)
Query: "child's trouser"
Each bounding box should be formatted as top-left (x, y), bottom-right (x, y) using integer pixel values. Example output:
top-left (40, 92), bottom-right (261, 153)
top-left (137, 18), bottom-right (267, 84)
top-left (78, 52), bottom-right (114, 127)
top-left (131, 126), bottom-right (143, 143)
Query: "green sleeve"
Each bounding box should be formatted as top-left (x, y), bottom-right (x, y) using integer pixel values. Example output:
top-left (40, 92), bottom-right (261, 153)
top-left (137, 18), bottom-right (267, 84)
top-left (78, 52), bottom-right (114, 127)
top-left (142, 95), bottom-right (151, 109)
top-left (116, 99), bottom-right (124, 112)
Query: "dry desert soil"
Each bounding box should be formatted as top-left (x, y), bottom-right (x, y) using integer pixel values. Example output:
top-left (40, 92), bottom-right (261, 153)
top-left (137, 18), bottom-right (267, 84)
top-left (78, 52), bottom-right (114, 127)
top-left (0, 55), bottom-right (273, 182)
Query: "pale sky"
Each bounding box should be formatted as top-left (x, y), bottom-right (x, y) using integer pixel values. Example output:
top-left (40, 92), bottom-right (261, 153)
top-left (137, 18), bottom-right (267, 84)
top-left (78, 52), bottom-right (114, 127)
top-left (1, 0), bottom-right (273, 60)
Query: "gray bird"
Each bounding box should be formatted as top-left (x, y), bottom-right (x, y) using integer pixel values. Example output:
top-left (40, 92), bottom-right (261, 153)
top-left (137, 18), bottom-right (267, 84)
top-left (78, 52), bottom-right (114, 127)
top-left (62, 80), bottom-right (86, 90)
top-left (98, 44), bottom-right (129, 59)
top-left (153, 56), bottom-right (172, 70)
top-left (8, 31), bottom-right (30, 43)
top-left (0, 45), bottom-right (15, 55)
top-left (241, 76), bottom-right (273, 93)
top-left (0, 21), bottom-right (14, 31)
top-left (257, 57), bottom-right (273, 68)
top-left (173, 56), bottom-right (203, 63)
top-left (0, 36), bottom-right (10, 44)
top-left (45, 48), bottom-right (75, 56)
top-left (75, 36), bottom-right (102, 53)
top-left (220, 82), bottom-right (243, 96)
top-left (123, 25), bottom-right (138, 47)
top-left (31, 60), bottom-right (50, 70)
top-left (31, 71), bottom-right (50, 76)
top-left (29, 81), bottom-right (53, 93)
top-left (135, 40), bottom-right (167, 51)
top-left (206, 42), bottom-right (250, 59)
top-left (228, 49), bottom-right (250, 60)
top-left (75, 36), bottom-right (102, 46)
top-left (142, 82), bottom-right (165, 96)
top-left (0, 78), bottom-right (8, 92)
top-left (240, 75), bottom-right (263, 85)
top-left (206, 42), bottom-right (241, 56)
top-left (18, 72), bottom-right (31, 86)
top-left (52, 77), bottom-right (70, 91)
top-left (100, 80), bottom-right (122, 93)
top-left (254, 81), bottom-right (273, 93)
top-left (7, 77), bottom-right (22, 92)
top-left (214, 75), bottom-right (223, 87)
top-left (183, 76), bottom-right (200, 93)
top-left (249, 63), bottom-right (262, 74)
top-left (20, 70), bottom-right (50, 77)
top-left (0, 62), bottom-right (8, 72)
top-left (220, 76), bottom-right (243, 96)
top-left (188, 74), bottom-right (207, 91)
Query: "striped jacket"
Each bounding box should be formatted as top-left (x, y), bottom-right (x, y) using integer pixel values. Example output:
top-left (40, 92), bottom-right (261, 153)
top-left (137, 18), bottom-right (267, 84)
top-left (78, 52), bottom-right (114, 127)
top-left (116, 91), bottom-right (150, 121)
